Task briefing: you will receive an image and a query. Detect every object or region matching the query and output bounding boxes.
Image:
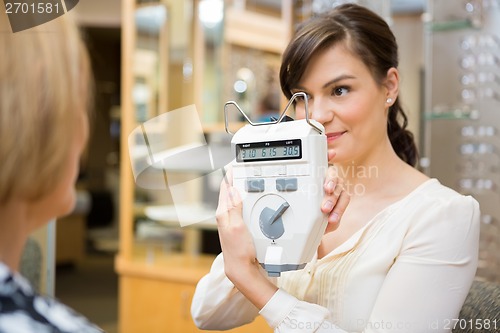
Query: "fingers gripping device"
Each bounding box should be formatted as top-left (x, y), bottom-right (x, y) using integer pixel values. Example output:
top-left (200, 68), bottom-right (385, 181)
top-left (224, 92), bottom-right (329, 277)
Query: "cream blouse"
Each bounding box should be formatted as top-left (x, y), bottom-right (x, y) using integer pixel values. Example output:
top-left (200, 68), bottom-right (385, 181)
top-left (191, 179), bottom-right (480, 332)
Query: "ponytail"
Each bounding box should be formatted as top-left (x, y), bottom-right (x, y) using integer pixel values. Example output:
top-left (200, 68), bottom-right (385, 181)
top-left (387, 99), bottom-right (418, 167)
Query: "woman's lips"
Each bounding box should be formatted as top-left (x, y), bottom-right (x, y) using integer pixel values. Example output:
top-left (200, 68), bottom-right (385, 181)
top-left (326, 131), bottom-right (346, 161)
top-left (326, 131), bottom-right (346, 142)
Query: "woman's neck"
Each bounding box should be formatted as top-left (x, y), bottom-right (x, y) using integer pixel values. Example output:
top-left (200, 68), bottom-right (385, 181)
top-left (335, 143), bottom-right (408, 198)
top-left (0, 201), bottom-right (31, 272)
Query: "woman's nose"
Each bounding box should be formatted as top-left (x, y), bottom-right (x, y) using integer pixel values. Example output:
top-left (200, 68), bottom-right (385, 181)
top-left (310, 98), bottom-right (334, 125)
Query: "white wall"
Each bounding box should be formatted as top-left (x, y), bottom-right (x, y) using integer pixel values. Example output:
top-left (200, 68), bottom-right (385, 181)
top-left (392, 14), bottom-right (425, 146)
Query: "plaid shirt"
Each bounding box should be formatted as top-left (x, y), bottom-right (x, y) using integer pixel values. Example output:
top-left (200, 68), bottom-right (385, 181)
top-left (0, 262), bottom-right (102, 333)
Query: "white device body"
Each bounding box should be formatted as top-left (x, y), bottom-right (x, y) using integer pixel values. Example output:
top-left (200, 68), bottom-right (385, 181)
top-left (231, 119), bottom-right (328, 276)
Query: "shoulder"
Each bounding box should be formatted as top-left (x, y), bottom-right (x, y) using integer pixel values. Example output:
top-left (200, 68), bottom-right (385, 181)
top-left (400, 179), bottom-right (480, 248)
top-left (406, 178), bottom-right (479, 215)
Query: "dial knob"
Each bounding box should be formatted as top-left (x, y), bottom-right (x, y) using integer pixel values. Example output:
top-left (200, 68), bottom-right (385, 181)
top-left (259, 200), bottom-right (290, 240)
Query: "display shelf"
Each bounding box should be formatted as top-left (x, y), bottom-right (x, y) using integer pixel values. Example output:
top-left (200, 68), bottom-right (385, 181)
top-left (144, 204), bottom-right (217, 229)
top-left (424, 106), bottom-right (480, 121)
top-left (118, 1), bottom-right (294, 331)
top-left (423, 0), bottom-right (500, 283)
top-left (427, 19), bottom-right (474, 32)
top-left (424, 111), bottom-right (478, 120)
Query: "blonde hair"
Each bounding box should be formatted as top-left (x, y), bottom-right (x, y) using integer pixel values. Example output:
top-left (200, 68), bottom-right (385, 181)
top-left (0, 10), bottom-right (92, 203)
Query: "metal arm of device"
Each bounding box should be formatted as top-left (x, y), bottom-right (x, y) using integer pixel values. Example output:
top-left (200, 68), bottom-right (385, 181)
top-left (224, 92), bottom-right (323, 135)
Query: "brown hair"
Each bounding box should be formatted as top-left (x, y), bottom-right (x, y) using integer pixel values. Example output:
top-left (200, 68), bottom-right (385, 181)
top-left (0, 11), bottom-right (92, 203)
top-left (279, 4), bottom-right (418, 166)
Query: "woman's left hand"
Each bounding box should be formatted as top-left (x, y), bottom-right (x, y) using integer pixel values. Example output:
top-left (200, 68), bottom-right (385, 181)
top-left (321, 165), bottom-right (351, 234)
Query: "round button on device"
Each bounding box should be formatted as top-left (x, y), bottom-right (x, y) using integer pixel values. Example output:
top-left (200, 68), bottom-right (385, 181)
top-left (259, 201), bottom-right (290, 239)
top-left (251, 194), bottom-right (294, 240)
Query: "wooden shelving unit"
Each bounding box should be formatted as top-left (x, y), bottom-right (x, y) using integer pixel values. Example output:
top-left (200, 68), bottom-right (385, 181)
top-left (117, 1), bottom-right (293, 332)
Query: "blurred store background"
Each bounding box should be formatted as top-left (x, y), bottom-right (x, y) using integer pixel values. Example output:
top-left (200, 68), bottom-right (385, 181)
top-left (23, 1), bottom-right (499, 332)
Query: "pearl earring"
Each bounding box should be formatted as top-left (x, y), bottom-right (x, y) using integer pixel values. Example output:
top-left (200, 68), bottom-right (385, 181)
top-left (386, 98), bottom-right (393, 104)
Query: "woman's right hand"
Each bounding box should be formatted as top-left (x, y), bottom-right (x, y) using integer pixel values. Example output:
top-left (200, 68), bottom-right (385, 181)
top-left (215, 166), bottom-right (279, 309)
top-left (215, 169), bottom-right (257, 276)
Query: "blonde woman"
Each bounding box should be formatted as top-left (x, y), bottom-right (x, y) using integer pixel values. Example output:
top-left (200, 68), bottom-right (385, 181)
top-left (0, 10), bottom-right (102, 332)
top-left (192, 4), bottom-right (480, 332)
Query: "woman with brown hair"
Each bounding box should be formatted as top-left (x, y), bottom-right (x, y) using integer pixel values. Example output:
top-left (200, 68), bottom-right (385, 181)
top-left (192, 4), bottom-right (479, 332)
top-left (0, 9), bottom-right (102, 332)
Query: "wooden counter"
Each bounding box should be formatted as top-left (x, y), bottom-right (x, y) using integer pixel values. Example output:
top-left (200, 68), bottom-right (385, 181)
top-left (115, 252), bottom-right (272, 333)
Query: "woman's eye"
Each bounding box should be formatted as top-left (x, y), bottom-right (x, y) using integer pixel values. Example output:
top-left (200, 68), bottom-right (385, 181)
top-left (333, 87), bottom-right (349, 97)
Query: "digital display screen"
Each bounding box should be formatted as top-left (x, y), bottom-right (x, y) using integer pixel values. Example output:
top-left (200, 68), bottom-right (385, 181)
top-left (236, 139), bottom-right (302, 162)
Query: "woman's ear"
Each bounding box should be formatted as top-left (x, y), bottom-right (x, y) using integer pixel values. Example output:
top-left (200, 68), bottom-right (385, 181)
top-left (384, 67), bottom-right (399, 102)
